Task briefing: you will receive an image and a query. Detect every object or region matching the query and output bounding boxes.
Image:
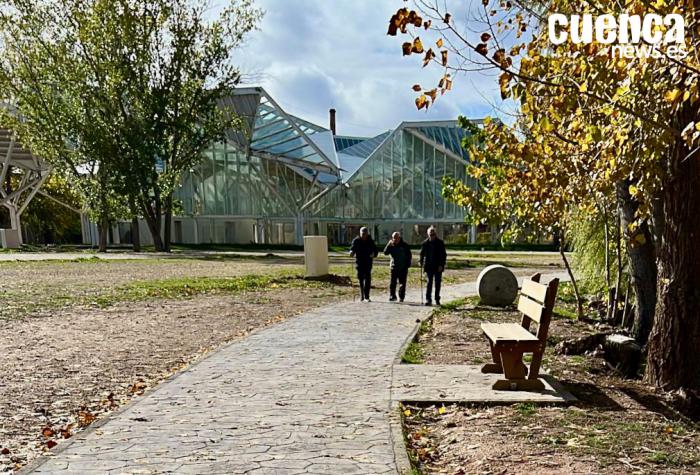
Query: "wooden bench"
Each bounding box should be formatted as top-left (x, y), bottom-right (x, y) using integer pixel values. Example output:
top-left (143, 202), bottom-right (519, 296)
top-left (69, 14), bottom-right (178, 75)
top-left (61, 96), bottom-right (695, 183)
top-left (480, 273), bottom-right (559, 391)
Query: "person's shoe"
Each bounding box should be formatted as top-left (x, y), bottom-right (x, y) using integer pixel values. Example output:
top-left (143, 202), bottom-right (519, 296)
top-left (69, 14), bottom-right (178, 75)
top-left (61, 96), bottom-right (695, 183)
top-left (389, 296), bottom-right (397, 302)
top-left (436, 299), bottom-right (441, 306)
top-left (425, 301), bottom-right (432, 306)
top-left (366, 297), bottom-right (372, 302)
top-left (360, 298), bottom-right (365, 302)
top-left (399, 298), bottom-right (404, 302)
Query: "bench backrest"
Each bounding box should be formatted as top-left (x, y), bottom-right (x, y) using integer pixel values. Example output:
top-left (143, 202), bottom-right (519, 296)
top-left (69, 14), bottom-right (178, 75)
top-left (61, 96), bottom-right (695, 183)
top-left (518, 273), bottom-right (559, 342)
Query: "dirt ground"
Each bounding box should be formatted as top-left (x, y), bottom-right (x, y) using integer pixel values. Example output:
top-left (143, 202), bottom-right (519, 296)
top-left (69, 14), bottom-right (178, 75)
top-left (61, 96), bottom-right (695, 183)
top-left (403, 299), bottom-right (700, 474)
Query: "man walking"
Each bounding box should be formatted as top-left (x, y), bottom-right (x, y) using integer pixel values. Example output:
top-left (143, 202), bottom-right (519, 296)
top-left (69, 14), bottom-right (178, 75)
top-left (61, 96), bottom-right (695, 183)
top-left (350, 227), bottom-right (378, 302)
top-left (420, 226), bottom-right (447, 306)
top-left (383, 232), bottom-right (412, 302)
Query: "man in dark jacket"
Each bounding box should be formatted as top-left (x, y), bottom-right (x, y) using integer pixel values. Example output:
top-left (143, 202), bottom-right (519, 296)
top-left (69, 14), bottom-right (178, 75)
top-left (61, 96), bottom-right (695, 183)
top-left (350, 227), bottom-right (378, 302)
top-left (420, 226), bottom-right (447, 306)
top-left (383, 232), bottom-right (412, 302)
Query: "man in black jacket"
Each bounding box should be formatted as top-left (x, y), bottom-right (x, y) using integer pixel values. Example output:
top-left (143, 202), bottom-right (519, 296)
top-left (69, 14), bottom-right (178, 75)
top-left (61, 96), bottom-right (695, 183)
top-left (420, 226), bottom-right (447, 306)
top-left (350, 227), bottom-right (378, 302)
top-left (383, 232), bottom-right (412, 302)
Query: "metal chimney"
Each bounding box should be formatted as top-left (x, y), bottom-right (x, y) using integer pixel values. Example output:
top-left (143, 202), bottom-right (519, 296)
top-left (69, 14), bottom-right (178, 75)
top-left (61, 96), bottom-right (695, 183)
top-left (329, 108), bottom-right (337, 135)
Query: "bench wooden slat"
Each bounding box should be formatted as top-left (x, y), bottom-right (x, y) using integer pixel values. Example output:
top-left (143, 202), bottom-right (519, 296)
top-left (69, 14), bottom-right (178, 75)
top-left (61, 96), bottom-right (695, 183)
top-left (521, 279), bottom-right (549, 303)
top-left (480, 274), bottom-right (560, 390)
top-left (481, 323), bottom-right (538, 342)
top-left (517, 295), bottom-right (544, 324)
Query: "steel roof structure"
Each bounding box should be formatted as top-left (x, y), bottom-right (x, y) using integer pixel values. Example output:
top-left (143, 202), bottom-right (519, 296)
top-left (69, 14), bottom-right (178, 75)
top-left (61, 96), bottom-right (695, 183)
top-left (0, 124), bottom-right (52, 241)
top-left (176, 87), bottom-right (481, 232)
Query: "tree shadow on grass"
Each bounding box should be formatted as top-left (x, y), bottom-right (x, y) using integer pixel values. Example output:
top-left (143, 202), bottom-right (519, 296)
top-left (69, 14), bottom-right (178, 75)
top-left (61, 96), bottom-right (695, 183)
top-left (563, 381), bottom-right (626, 411)
top-left (619, 386), bottom-right (700, 423)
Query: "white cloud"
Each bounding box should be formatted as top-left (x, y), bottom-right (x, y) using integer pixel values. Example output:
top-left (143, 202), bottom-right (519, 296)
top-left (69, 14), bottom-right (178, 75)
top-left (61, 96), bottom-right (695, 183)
top-left (233, 0), bottom-right (514, 137)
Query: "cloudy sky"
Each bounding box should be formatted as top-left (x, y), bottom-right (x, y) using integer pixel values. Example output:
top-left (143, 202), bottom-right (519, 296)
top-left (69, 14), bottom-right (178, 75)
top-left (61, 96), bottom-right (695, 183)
top-left (232, 0), bottom-right (512, 137)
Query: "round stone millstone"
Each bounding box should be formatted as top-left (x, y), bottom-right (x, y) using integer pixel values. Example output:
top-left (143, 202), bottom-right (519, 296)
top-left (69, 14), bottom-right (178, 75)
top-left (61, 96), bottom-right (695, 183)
top-left (476, 264), bottom-right (519, 306)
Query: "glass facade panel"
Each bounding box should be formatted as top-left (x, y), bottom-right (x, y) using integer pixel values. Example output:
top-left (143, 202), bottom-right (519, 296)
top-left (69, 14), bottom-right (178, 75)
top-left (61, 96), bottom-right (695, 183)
top-left (176, 116), bottom-right (476, 227)
top-left (435, 150), bottom-right (445, 219)
top-left (402, 132), bottom-right (414, 219)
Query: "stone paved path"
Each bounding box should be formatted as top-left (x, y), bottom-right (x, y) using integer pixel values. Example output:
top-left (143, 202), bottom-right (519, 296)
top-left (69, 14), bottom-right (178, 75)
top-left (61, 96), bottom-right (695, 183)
top-left (29, 273), bottom-right (567, 475)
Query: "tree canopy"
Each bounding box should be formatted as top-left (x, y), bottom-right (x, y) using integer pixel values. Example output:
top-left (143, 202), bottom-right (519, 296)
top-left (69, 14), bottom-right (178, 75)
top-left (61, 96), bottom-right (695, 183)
top-left (389, 0), bottom-right (700, 393)
top-left (0, 0), bottom-right (262, 250)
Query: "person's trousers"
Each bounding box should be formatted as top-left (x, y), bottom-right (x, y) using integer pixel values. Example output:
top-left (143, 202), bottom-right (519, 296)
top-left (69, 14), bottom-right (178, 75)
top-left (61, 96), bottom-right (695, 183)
top-left (426, 270), bottom-right (442, 303)
top-left (390, 267), bottom-right (409, 300)
top-left (357, 266), bottom-right (372, 299)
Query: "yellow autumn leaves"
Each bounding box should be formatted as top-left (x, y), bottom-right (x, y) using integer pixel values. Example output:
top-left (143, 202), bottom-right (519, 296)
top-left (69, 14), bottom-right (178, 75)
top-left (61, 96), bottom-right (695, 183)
top-left (388, 6), bottom-right (451, 111)
top-left (402, 406), bottom-right (447, 417)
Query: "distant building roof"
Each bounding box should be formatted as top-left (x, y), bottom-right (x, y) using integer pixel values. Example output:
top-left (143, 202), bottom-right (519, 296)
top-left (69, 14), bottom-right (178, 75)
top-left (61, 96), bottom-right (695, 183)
top-left (334, 136), bottom-right (367, 151)
top-left (217, 87), bottom-right (483, 187)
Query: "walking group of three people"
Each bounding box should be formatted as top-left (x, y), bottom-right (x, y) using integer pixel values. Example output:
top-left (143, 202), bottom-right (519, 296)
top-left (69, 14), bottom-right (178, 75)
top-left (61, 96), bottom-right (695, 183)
top-left (349, 226), bottom-right (446, 305)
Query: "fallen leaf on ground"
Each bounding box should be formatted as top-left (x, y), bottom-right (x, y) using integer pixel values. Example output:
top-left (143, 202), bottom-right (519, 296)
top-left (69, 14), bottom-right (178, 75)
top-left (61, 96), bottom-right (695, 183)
top-left (77, 411), bottom-right (96, 427)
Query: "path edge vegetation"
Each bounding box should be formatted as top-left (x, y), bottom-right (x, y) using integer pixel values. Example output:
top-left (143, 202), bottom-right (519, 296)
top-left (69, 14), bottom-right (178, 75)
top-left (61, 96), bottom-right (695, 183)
top-left (400, 298), bottom-right (467, 365)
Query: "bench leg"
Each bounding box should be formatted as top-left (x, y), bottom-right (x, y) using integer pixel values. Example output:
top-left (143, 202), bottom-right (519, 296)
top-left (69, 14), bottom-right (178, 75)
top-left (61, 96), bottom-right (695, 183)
top-left (481, 340), bottom-right (503, 374)
top-left (481, 363), bottom-right (503, 373)
top-left (491, 348), bottom-right (546, 391)
top-left (528, 349), bottom-right (545, 380)
top-left (500, 350), bottom-right (528, 380)
top-left (492, 378), bottom-right (546, 391)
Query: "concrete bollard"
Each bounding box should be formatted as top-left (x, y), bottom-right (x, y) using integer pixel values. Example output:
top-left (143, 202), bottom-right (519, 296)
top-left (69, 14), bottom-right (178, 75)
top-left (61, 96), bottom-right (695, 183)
top-left (0, 229), bottom-right (21, 249)
top-left (304, 236), bottom-right (329, 277)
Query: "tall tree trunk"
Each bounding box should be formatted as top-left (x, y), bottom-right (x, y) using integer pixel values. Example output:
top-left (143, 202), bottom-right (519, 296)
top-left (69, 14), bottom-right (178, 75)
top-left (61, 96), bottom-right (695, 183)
top-left (611, 208), bottom-right (624, 325)
top-left (163, 193), bottom-right (173, 253)
top-left (128, 196), bottom-right (140, 252)
top-left (645, 142), bottom-right (700, 391)
top-left (559, 241), bottom-right (584, 320)
top-left (602, 210), bottom-right (612, 320)
top-left (131, 216), bottom-right (141, 252)
top-left (98, 212), bottom-right (109, 253)
top-left (140, 195), bottom-right (164, 251)
top-left (617, 180), bottom-right (657, 345)
top-left (650, 191), bottom-right (665, 249)
top-left (97, 182), bottom-right (109, 253)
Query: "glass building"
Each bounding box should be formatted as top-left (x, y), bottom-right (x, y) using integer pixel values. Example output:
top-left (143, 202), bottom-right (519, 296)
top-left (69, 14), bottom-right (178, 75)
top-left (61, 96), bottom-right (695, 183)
top-left (166, 87), bottom-right (479, 246)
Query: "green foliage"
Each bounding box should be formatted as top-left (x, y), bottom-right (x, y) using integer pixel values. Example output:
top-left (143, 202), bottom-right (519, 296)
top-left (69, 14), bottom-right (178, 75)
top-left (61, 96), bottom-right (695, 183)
top-left (647, 451), bottom-right (684, 466)
top-left (569, 211), bottom-right (625, 294)
top-left (101, 274), bottom-right (295, 305)
top-left (21, 174), bottom-right (83, 244)
top-left (554, 306), bottom-right (579, 321)
top-left (434, 298), bottom-right (466, 312)
top-left (514, 403), bottom-right (537, 417)
top-left (402, 342), bottom-right (424, 364)
top-left (401, 313), bottom-right (437, 364)
top-left (557, 283), bottom-right (579, 304)
top-left (0, 0), bottom-right (262, 250)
